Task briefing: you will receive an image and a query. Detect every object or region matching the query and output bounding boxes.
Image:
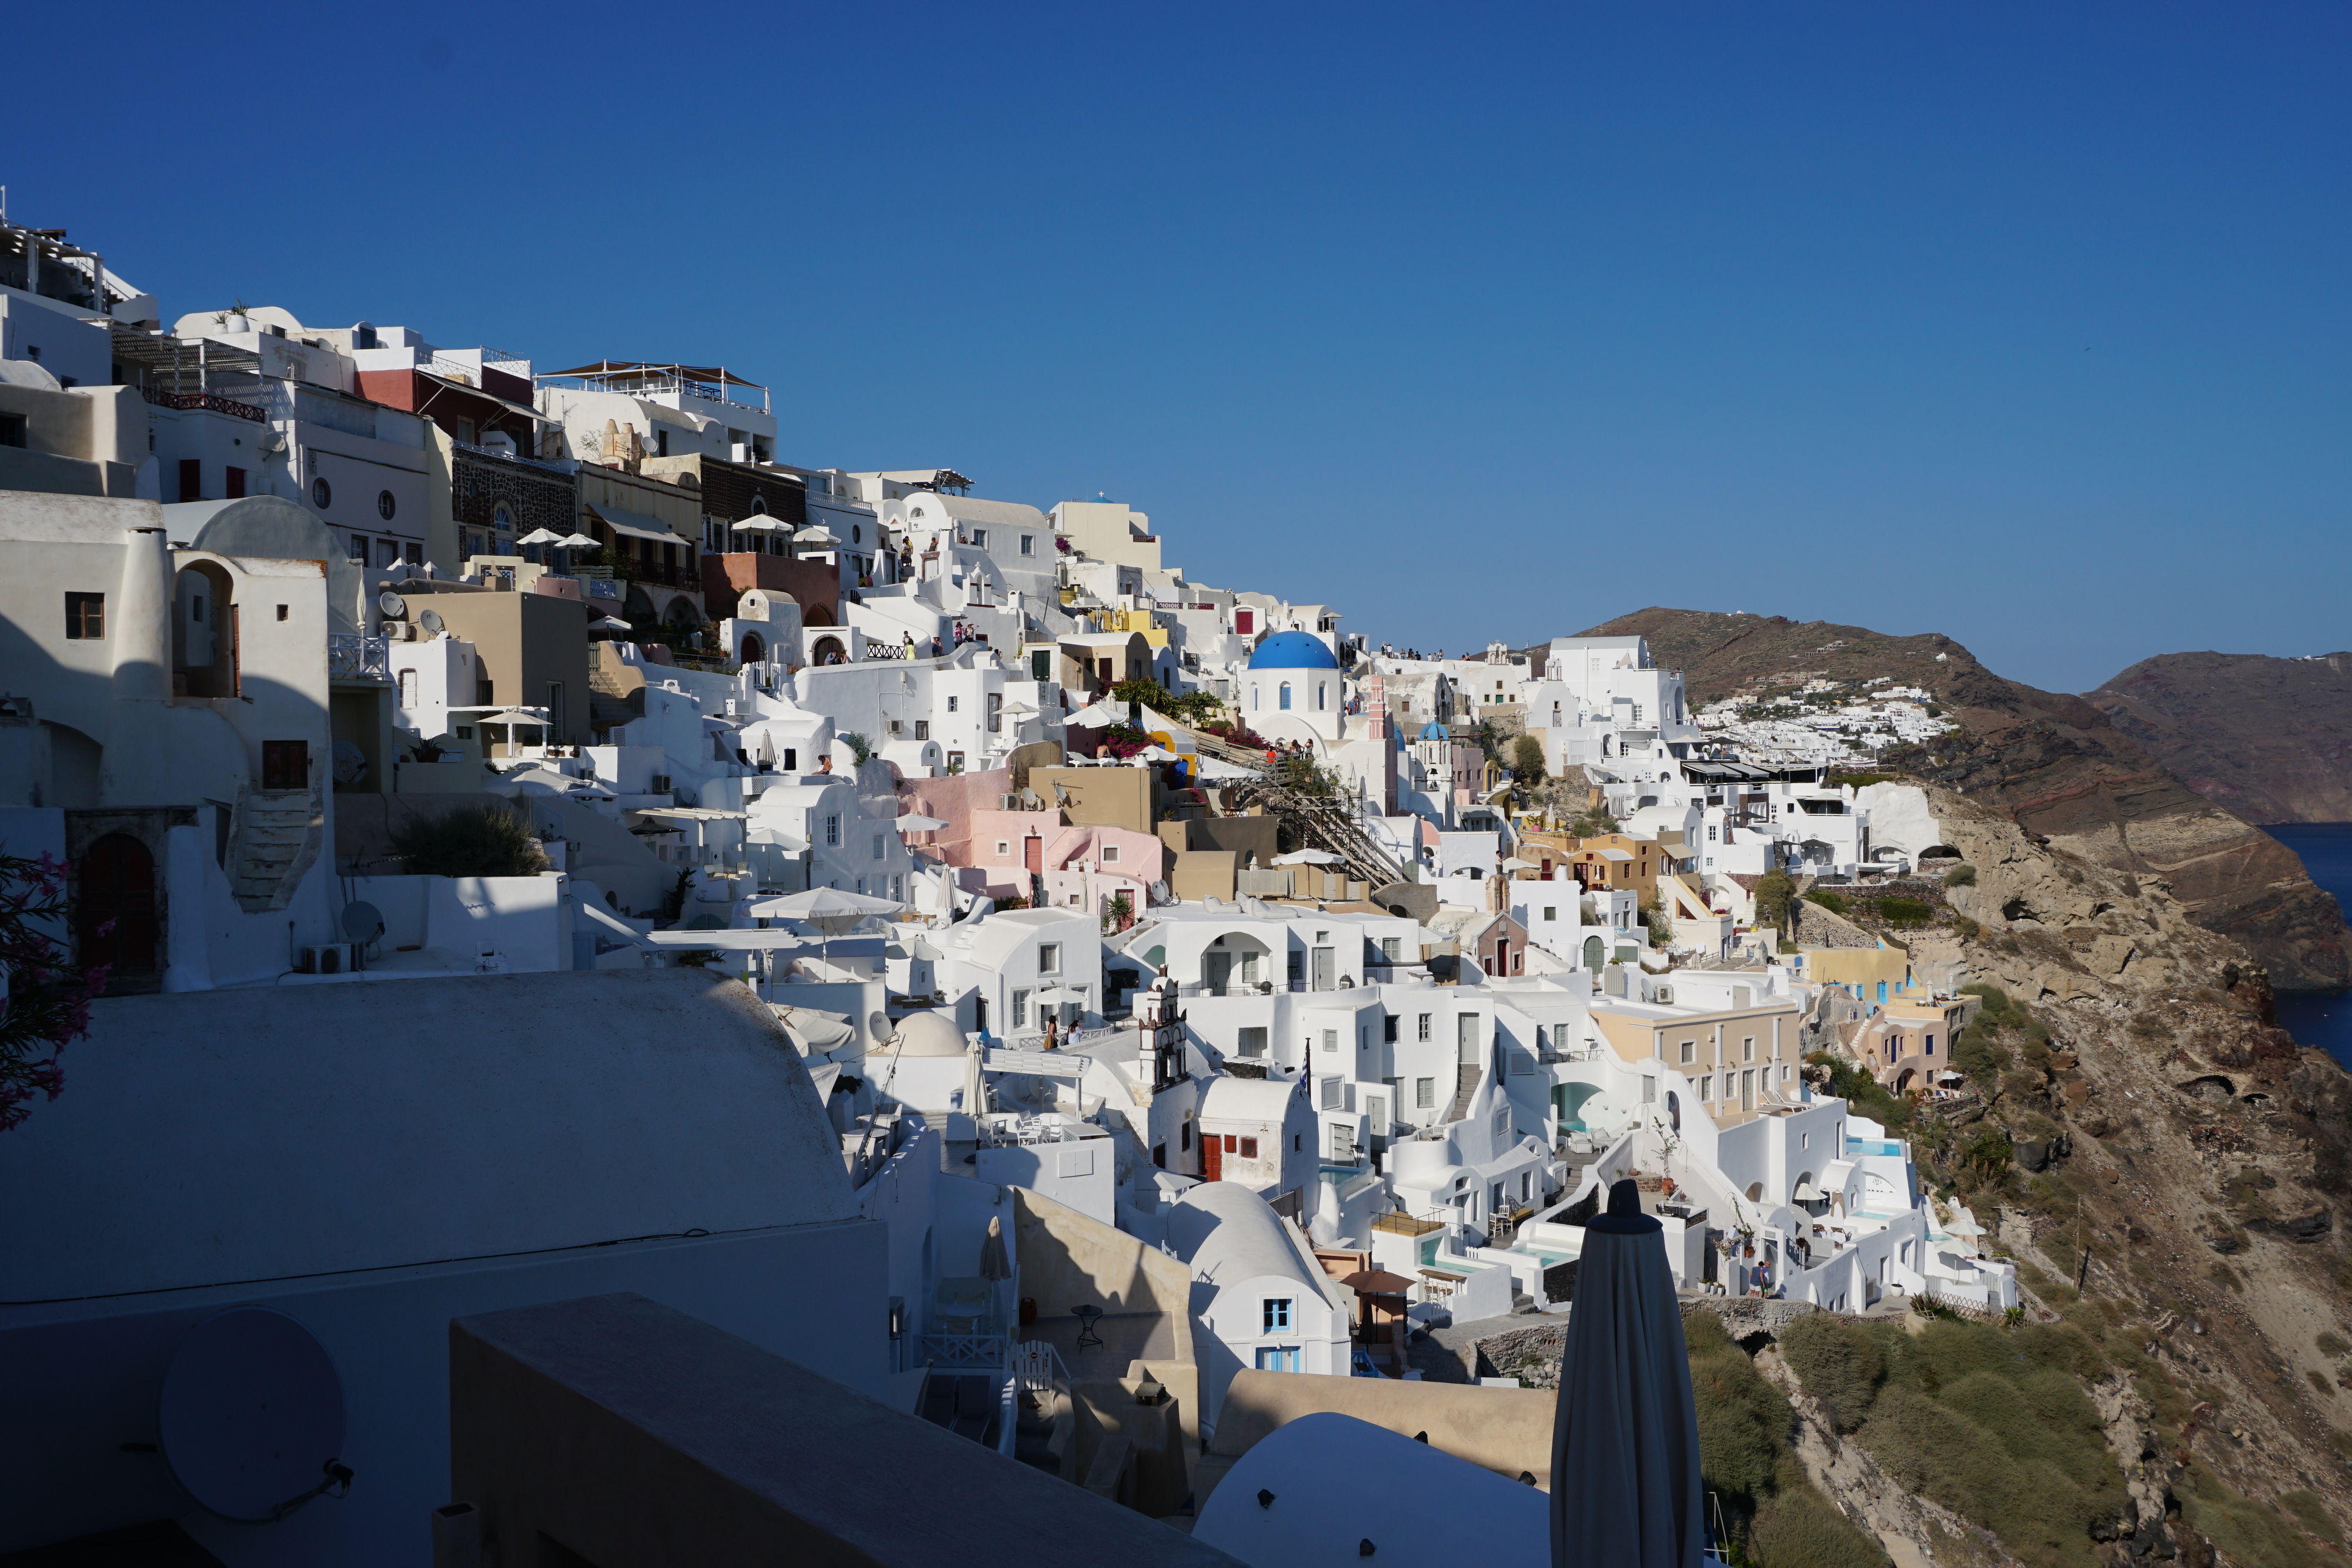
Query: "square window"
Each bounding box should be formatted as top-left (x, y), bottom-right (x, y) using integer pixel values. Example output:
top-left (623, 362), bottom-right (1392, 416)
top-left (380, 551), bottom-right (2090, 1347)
top-left (1262, 1298), bottom-right (1292, 1333)
top-left (1240, 1136), bottom-right (1258, 1159)
top-left (1416, 1013), bottom-right (1432, 1042)
top-left (1679, 1041), bottom-right (1694, 1064)
top-left (1101, 844), bottom-right (1119, 862)
top-left (947, 696), bottom-right (959, 712)
top-left (1383, 1014), bottom-right (1399, 1043)
top-left (64, 591), bottom-right (104, 640)
top-left (997, 841), bottom-right (1011, 858)
top-left (1038, 943), bottom-right (1061, 974)
top-left (1415, 1076), bottom-right (1435, 1109)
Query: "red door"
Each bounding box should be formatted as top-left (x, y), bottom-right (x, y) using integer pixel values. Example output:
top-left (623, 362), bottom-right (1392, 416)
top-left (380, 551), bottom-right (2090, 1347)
top-left (1023, 835), bottom-right (1043, 873)
top-left (78, 833), bottom-right (158, 973)
top-left (1202, 1133), bottom-right (1222, 1183)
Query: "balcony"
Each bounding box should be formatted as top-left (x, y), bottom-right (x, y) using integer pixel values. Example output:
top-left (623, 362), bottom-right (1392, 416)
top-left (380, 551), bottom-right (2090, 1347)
top-left (139, 387), bottom-right (265, 423)
top-left (327, 633), bottom-right (389, 682)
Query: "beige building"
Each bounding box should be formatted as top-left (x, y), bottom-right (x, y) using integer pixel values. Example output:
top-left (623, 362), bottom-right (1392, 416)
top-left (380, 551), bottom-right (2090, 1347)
top-left (1050, 499), bottom-right (1160, 571)
top-left (1589, 992), bottom-right (1802, 1125)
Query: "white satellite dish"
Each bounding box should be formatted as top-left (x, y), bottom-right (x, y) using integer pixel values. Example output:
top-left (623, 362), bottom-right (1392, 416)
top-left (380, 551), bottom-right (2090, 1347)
top-left (417, 607), bottom-right (446, 637)
top-left (342, 901), bottom-right (385, 944)
top-left (159, 1308), bottom-right (349, 1523)
top-left (377, 591), bottom-right (407, 619)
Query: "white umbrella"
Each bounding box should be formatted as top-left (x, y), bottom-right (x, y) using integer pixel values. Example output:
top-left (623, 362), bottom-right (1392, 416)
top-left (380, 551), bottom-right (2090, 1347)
top-left (795, 525), bottom-right (840, 545)
top-left (590, 615), bottom-right (633, 631)
top-left (1271, 848), bottom-right (1343, 867)
top-left (557, 532), bottom-right (601, 550)
top-left (730, 515), bottom-right (790, 532)
top-left (1551, 1179), bottom-right (1705, 1568)
top-left (896, 814), bottom-right (948, 833)
top-left (1063, 700), bottom-right (1125, 728)
top-left (749, 887), bottom-right (903, 933)
top-left (515, 527), bottom-right (566, 546)
top-left (1945, 1213), bottom-right (1984, 1238)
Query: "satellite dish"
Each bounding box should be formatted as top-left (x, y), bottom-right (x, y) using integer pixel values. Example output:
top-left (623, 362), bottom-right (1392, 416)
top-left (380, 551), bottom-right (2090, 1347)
top-left (871, 1011), bottom-right (891, 1042)
top-left (417, 608), bottom-right (446, 636)
top-left (342, 901), bottom-right (384, 944)
top-left (377, 591), bottom-right (407, 619)
top-left (159, 1308), bottom-right (348, 1523)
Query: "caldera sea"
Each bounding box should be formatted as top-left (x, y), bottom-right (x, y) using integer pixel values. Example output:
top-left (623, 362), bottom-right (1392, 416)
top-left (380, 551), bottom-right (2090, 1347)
top-left (2261, 823), bottom-right (2352, 1072)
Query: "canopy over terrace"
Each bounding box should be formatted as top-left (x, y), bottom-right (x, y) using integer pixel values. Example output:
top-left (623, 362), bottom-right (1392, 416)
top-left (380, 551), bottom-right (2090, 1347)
top-left (537, 360), bottom-right (770, 412)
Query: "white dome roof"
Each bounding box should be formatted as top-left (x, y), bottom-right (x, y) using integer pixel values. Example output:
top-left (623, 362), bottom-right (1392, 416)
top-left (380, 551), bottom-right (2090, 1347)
top-left (891, 1009), bottom-right (969, 1058)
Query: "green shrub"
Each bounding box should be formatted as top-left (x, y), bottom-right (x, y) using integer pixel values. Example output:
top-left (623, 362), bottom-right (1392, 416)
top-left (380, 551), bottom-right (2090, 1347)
top-left (1848, 1319), bottom-right (2124, 1568)
top-left (838, 731), bottom-right (873, 764)
top-left (2282, 1489), bottom-right (2344, 1549)
top-left (1755, 868), bottom-right (1798, 928)
top-left (1683, 1312), bottom-right (1919, 1566)
top-left (1782, 1313), bottom-right (1886, 1432)
top-left (2318, 1330), bottom-right (2351, 1359)
top-left (1943, 864), bottom-right (1977, 887)
top-left (2178, 1463), bottom-right (2333, 1568)
top-left (1950, 1021), bottom-right (2010, 1085)
top-left (1748, 1485), bottom-right (1893, 1568)
top-left (1877, 897), bottom-right (1934, 928)
top-left (1687, 1312), bottom-right (1790, 1519)
top-left (388, 804), bottom-right (550, 878)
top-left (1509, 734), bottom-right (1547, 783)
top-left (1805, 890), bottom-right (1849, 917)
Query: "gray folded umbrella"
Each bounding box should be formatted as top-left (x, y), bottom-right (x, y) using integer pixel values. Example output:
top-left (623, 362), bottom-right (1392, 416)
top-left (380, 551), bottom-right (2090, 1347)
top-left (1551, 1178), bottom-right (1705, 1568)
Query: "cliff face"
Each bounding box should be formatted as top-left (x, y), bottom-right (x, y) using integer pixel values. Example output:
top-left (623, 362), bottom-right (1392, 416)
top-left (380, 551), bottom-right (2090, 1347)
top-left (2089, 650), bottom-right (2352, 827)
top-left (1736, 788), bottom-right (2352, 1563)
top-left (1579, 609), bottom-right (2349, 991)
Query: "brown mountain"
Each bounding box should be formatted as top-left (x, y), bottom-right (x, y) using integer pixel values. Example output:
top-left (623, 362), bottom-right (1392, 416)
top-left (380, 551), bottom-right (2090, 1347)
top-left (2089, 650), bottom-right (2352, 825)
top-left (1579, 607), bottom-right (2350, 991)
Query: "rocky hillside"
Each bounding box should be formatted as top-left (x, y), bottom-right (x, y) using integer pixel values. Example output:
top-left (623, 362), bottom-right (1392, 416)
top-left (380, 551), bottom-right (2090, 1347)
top-left (1692, 788), bottom-right (2352, 1567)
top-left (2090, 652), bottom-right (2352, 827)
top-left (1579, 609), bottom-right (2349, 993)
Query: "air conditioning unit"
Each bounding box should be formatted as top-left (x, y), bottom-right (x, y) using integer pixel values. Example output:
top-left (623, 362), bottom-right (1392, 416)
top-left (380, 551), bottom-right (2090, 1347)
top-left (296, 943), bottom-right (352, 974)
top-left (1653, 985), bottom-right (1674, 1005)
top-left (383, 622), bottom-right (416, 641)
top-left (650, 775), bottom-right (672, 794)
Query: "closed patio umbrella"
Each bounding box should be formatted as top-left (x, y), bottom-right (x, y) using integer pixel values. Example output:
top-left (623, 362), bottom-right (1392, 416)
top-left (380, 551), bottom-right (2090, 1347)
top-left (1551, 1178), bottom-right (1705, 1568)
top-left (978, 1215), bottom-right (1012, 1282)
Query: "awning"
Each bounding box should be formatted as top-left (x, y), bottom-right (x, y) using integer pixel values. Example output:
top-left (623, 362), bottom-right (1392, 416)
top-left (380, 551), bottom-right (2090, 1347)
top-left (417, 370), bottom-right (548, 427)
top-left (1792, 1181), bottom-right (1822, 1202)
top-left (586, 503), bottom-right (686, 545)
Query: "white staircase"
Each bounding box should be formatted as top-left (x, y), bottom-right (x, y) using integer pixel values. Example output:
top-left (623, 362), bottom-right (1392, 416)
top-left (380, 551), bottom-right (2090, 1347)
top-left (230, 789), bottom-right (323, 912)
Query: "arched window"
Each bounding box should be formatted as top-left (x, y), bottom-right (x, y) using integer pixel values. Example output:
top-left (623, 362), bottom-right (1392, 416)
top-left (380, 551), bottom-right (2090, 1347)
top-left (1315, 683), bottom-right (1326, 710)
top-left (1279, 683), bottom-right (1292, 711)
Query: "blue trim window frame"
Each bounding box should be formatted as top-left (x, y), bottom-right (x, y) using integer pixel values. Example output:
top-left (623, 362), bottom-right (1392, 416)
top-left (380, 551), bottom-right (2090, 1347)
top-left (1262, 1297), bottom-right (1292, 1333)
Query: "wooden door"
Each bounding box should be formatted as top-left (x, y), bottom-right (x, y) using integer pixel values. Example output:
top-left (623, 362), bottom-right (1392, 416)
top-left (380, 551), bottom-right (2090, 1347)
top-left (1023, 835), bottom-right (1043, 873)
top-left (77, 833), bottom-right (158, 972)
top-left (1202, 1132), bottom-right (1221, 1183)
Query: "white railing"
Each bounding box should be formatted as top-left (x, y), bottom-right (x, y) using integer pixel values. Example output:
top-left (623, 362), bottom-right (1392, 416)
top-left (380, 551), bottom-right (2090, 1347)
top-left (916, 1332), bottom-right (1008, 1372)
top-left (1010, 1338), bottom-right (1071, 1393)
top-left (328, 633), bottom-right (389, 681)
top-left (996, 1376), bottom-right (1019, 1458)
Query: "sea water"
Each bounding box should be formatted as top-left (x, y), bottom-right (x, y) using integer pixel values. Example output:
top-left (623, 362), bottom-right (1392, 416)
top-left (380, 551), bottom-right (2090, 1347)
top-left (2261, 823), bottom-right (2352, 1072)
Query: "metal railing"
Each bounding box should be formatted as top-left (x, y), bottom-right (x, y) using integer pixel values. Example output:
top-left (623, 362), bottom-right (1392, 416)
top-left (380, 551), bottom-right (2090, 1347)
top-left (139, 387), bottom-right (266, 423)
top-left (327, 634), bottom-right (389, 681)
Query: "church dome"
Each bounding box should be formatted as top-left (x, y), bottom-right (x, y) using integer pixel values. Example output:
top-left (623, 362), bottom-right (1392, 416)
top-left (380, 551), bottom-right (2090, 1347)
top-left (1248, 631), bottom-right (1339, 670)
top-left (1418, 721), bottom-right (1450, 741)
top-left (890, 1009), bottom-right (970, 1057)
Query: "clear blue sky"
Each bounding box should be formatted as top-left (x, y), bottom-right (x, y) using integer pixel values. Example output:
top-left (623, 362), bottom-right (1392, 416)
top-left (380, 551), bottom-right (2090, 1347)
top-left (11, 3), bottom-right (2347, 693)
